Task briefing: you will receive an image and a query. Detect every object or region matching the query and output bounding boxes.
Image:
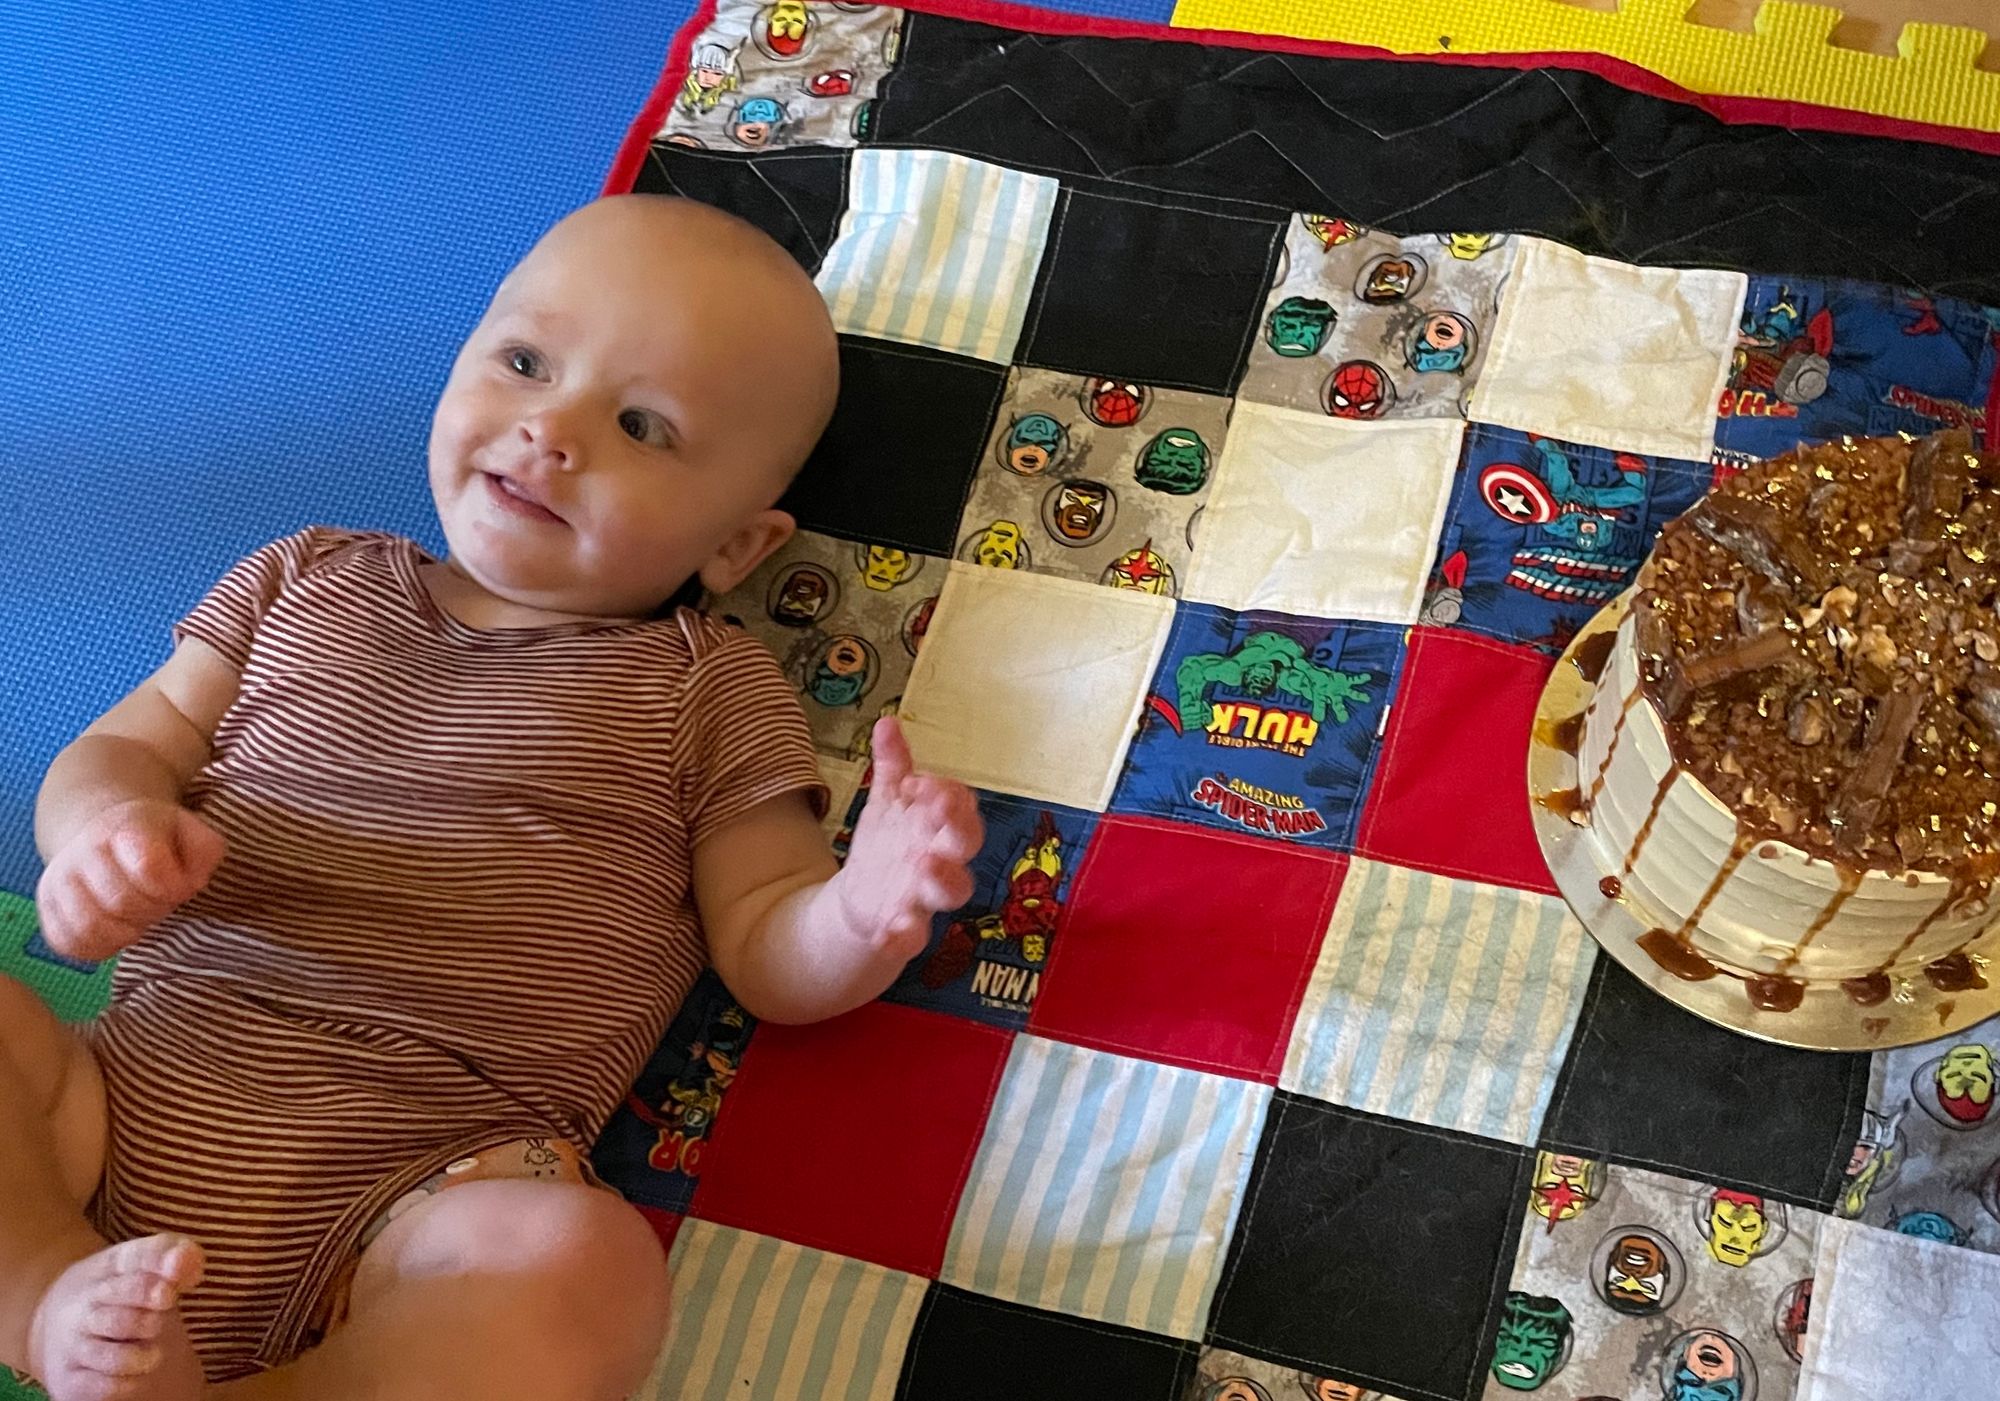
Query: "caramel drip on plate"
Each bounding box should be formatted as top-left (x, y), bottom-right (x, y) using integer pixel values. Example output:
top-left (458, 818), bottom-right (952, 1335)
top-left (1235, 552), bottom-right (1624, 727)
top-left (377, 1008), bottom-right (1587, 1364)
top-left (1925, 950), bottom-right (1988, 992)
top-left (1842, 972), bottom-right (1892, 1007)
top-left (1571, 628), bottom-right (1616, 684)
top-left (1538, 787), bottom-right (1587, 822)
top-left (1639, 928), bottom-right (1719, 981)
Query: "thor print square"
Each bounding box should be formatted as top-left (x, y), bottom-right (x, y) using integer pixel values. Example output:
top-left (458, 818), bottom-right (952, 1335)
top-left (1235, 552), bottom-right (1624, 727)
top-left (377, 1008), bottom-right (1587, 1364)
top-left (657, 0), bottom-right (906, 152)
top-left (1109, 606), bottom-right (1405, 851)
top-left (710, 529), bottom-right (942, 760)
top-left (1238, 215), bottom-right (1516, 420)
top-left (957, 370), bottom-right (1228, 598)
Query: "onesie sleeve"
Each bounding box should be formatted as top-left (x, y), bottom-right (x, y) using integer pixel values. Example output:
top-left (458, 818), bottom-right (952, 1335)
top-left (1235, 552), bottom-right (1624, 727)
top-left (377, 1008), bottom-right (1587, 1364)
top-left (676, 625), bottom-right (830, 847)
top-left (172, 528), bottom-right (346, 670)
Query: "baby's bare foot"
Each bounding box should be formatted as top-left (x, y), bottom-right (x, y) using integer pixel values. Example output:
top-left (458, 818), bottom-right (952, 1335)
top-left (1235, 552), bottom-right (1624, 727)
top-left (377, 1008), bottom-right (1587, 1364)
top-left (28, 1234), bottom-right (204, 1401)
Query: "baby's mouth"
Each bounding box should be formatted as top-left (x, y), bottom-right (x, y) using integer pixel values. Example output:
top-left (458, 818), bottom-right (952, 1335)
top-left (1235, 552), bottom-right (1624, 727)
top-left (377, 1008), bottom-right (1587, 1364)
top-left (481, 471), bottom-right (566, 526)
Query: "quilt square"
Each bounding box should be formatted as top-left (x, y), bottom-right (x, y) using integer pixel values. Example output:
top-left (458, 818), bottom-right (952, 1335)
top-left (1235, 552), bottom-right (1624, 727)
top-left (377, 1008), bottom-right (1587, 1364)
top-left (642, 1220), bottom-right (928, 1401)
top-left (593, 971), bottom-right (758, 1216)
top-left (1417, 426), bottom-right (1712, 654)
top-left (711, 529), bottom-right (942, 760)
top-left (1835, 1008), bottom-right (2000, 1251)
top-left (1798, 1216), bottom-right (2000, 1401)
top-left (1110, 607), bottom-right (1407, 852)
top-left (656, 0), bottom-right (907, 153)
top-left (1541, 957), bottom-right (1870, 1212)
top-left (1239, 216), bottom-right (1516, 421)
top-left (1185, 1346), bottom-right (1410, 1401)
top-left (1185, 403), bottom-right (1462, 626)
top-left (897, 1286), bottom-right (1196, 1401)
top-left (1353, 629), bottom-right (1556, 893)
top-left (1209, 1095), bottom-right (1530, 1401)
top-left (957, 368), bottom-right (1228, 599)
top-left (1715, 273), bottom-right (2000, 465)
top-left (1031, 817), bottom-right (1344, 1081)
top-left (1281, 858), bottom-right (1596, 1146)
top-left (1472, 238), bottom-right (1746, 462)
top-left (1488, 1158), bottom-right (1825, 1400)
top-left (879, 792), bottom-right (1100, 1031)
top-left (780, 337), bottom-right (1006, 557)
top-left (633, 145), bottom-right (850, 272)
top-left (942, 1037), bottom-right (1271, 1339)
top-left (692, 1000), bottom-right (1012, 1276)
top-left (1018, 188), bottom-right (1282, 395)
top-left (814, 149), bottom-right (1060, 363)
top-left (900, 564), bottom-right (1175, 812)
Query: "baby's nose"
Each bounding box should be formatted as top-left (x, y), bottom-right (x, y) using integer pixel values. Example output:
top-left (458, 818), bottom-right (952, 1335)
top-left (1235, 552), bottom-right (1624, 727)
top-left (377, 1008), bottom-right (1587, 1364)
top-left (518, 417), bottom-right (578, 471)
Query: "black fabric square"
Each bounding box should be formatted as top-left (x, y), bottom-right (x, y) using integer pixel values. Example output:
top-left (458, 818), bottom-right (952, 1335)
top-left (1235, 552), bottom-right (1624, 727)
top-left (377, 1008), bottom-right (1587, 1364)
top-left (1208, 1096), bottom-right (1529, 1401)
top-left (1017, 186), bottom-right (1282, 394)
top-left (1540, 956), bottom-right (1870, 1211)
top-left (896, 1285), bottom-right (1196, 1401)
top-left (630, 145), bottom-right (847, 274)
top-left (780, 337), bottom-right (1004, 555)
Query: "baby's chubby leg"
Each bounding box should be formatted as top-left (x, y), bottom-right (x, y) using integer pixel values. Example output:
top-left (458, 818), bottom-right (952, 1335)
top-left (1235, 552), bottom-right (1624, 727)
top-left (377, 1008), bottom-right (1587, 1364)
top-left (0, 977), bottom-right (203, 1401)
top-left (214, 1180), bottom-right (671, 1401)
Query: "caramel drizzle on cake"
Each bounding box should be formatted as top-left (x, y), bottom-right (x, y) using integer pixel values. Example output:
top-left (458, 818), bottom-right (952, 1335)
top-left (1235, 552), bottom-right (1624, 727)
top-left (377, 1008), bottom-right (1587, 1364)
top-left (1577, 429), bottom-right (2000, 1007)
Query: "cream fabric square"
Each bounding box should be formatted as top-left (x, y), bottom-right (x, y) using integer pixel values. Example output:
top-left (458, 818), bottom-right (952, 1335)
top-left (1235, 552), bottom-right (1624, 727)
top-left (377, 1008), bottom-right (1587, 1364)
top-left (1184, 402), bottom-right (1462, 625)
top-left (1471, 238), bottom-right (1746, 460)
top-left (814, 150), bottom-right (1060, 363)
top-left (1797, 1215), bottom-right (2000, 1401)
top-left (900, 564), bottom-right (1175, 811)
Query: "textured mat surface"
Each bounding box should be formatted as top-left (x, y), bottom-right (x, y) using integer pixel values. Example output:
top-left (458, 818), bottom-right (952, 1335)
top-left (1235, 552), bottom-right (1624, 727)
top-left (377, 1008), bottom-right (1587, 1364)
top-left (0, 0), bottom-right (691, 897)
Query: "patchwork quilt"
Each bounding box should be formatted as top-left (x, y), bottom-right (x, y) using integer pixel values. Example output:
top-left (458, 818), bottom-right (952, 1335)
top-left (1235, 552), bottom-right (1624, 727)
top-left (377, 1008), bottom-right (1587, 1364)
top-left (10, 4), bottom-right (2000, 1401)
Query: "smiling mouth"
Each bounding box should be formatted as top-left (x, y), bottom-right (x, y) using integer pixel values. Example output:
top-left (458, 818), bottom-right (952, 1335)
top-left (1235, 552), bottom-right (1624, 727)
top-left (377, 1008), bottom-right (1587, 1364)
top-left (481, 471), bottom-right (565, 526)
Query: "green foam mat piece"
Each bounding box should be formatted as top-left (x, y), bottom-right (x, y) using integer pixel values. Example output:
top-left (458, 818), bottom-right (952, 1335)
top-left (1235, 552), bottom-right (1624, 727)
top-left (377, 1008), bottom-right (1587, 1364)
top-left (0, 1364), bottom-right (44, 1401)
top-left (0, 890), bottom-right (113, 1024)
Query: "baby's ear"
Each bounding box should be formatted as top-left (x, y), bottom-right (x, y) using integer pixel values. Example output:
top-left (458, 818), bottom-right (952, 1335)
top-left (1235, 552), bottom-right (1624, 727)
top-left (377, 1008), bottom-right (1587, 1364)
top-left (698, 509), bottom-right (796, 594)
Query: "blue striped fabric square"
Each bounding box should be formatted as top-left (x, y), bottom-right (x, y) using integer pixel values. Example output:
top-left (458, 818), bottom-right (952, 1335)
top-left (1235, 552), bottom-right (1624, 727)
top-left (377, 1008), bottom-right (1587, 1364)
top-left (640, 1221), bottom-right (926, 1401)
top-left (815, 149), bottom-right (1060, 363)
top-left (942, 1035), bottom-right (1271, 1340)
top-left (1281, 857), bottom-right (1597, 1145)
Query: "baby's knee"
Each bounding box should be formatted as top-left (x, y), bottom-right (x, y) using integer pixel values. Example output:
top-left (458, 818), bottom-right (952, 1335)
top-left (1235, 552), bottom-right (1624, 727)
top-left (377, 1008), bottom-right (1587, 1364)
top-left (522, 1189), bottom-right (672, 1390)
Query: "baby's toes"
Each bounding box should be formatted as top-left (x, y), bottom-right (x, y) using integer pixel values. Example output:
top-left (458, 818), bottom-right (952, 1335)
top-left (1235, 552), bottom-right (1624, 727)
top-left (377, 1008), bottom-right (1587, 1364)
top-left (68, 1336), bottom-right (163, 1378)
top-left (85, 1304), bottom-right (165, 1343)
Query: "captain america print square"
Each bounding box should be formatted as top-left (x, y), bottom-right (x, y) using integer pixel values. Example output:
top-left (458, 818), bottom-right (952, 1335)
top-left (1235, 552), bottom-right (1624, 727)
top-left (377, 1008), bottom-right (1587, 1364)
top-left (1418, 425), bottom-right (1712, 655)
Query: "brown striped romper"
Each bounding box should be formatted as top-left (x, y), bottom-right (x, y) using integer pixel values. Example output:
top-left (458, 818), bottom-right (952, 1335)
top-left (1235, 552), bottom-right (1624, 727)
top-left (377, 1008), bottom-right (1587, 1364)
top-left (84, 528), bottom-right (825, 1379)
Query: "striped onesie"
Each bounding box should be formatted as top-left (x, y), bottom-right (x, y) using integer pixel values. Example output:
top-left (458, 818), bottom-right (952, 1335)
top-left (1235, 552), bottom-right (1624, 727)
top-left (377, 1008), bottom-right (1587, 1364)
top-left (84, 528), bottom-right (826, 1378)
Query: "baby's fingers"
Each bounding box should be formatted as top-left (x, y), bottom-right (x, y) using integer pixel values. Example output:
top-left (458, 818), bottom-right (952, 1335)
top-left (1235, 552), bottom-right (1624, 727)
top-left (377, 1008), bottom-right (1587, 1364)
top-left (917, 852), bottom-right (976, 913)
top-left (73, 847), bottom-right (175, 926)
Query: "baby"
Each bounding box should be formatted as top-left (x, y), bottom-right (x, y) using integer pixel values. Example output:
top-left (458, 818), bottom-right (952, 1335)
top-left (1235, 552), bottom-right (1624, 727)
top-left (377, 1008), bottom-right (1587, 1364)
top-left (2, 196), bottom-right (983, 1401)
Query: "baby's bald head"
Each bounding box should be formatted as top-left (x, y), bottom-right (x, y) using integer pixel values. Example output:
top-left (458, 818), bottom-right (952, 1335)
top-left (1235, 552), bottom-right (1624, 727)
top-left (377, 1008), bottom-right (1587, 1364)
top-left (427, 195), bottom-right (843, 618)
top-left (494, 194), bottom-right (839, 487)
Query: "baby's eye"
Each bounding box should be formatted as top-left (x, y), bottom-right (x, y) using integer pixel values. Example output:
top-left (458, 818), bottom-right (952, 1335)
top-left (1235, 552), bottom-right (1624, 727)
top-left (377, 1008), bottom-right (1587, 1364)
top-left (619, 408), bottom-right (669, 446)
top-left (504, 345), bottom-right (544, 378)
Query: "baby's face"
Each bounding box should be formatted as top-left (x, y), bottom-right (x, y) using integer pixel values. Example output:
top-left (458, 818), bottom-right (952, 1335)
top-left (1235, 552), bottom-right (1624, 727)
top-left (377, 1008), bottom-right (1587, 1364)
top-left (428, 197), bottom-right (838, 618)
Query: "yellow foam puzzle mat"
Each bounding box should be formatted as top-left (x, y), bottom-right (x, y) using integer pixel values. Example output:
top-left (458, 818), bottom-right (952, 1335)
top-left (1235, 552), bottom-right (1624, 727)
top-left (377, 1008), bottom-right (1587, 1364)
top-left (1168, 0), bottom-right (2000, 136)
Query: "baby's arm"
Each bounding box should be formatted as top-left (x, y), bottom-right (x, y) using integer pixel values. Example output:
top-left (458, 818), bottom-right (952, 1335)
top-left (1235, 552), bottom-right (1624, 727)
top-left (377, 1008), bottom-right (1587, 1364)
top-left (693, 717), bottom-right (982, 1025)
top-left (34, 637), bottom-right (240, 961)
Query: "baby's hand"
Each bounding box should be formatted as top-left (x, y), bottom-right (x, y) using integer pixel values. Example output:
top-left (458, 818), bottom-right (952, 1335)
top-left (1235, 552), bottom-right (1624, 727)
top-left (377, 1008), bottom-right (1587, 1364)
top-left (835, 718), bottom-right (983, 962)
top-left (36, 799), bottom-right (226, 962)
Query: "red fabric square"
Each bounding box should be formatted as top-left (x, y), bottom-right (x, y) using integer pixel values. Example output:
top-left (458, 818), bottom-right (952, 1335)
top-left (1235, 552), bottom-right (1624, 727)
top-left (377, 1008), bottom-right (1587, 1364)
top-left (637, 1206), bottom-right (683, 1257)
top-left (691, 1000), bottom-right (1011, 1276)
top-left (1029, 817), bottom-right (1345, 1082)
top-left (1354, 628), bottom-right (1558, 893)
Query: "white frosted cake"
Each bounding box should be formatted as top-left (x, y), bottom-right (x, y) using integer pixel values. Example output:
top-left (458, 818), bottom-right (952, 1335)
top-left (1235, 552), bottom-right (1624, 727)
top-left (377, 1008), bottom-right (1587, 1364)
top-left (1570, 429), bottom-right (2000, 1010)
